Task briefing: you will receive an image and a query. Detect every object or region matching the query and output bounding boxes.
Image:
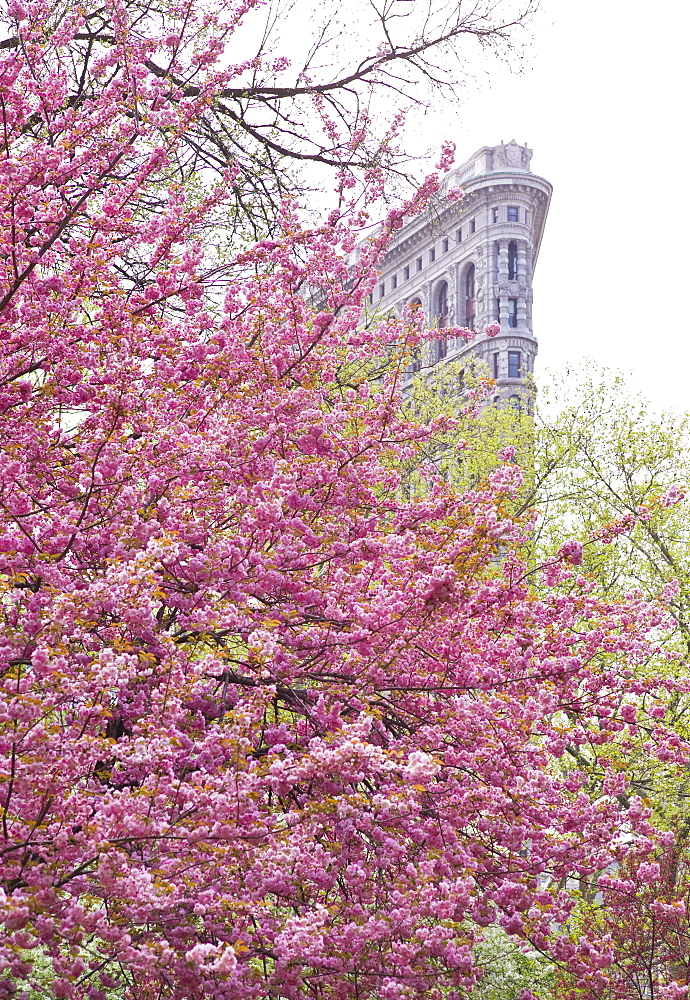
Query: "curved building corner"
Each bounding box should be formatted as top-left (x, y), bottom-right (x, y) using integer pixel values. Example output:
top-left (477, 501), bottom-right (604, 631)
top-left (368, 139), bottom-right (552, 407)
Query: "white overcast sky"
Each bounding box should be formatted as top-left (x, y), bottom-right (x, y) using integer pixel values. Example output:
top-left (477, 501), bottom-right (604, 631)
top-left (415, 0), bottom-right (689, 412)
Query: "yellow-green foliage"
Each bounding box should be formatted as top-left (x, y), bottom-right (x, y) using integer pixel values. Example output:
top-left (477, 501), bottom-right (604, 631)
top-left (531, 366), bottom-right (690, 643)
top-left (526, 367), bottom-right (690, 843)
top-left (398, 354), bottom-right (535, 498)
top-left (470, 926), bottom-right (556, 1000)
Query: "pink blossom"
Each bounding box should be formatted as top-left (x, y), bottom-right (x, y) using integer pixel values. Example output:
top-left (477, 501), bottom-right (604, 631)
top-left (558, 537), bottom-right (584, 565)
top-left (6, 0), bottom-right (28, 18)
top-left (620, 703), bottom-right (637, 724)
top-left (636, 861), bottom-right (660, 884)
top-left (660, 484), bottom-right (686, 507)
top-left (212, 947), bottom-right (238, 975)
top-left (660, 983), bottom-right (688, 1000)
top-left (662, 578), bottom-right (681, 601)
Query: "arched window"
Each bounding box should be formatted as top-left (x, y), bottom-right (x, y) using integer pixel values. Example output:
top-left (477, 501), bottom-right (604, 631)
top-left (434, 281), bottom-right (449, 363)
top-left (509, 394), bottom-right (522, 411)
top-left (465, 265), bottom-right (475, 299)
top-left (464, 264), bottom-right (475, 329)
top-left (508, 241), bottom-right (518, 281)
top-left (435, 282), bottom-right (448, 327)
top-left (408, 298), bottom-right (423, 372)
top-left (434, 281), bottom-right (448, 327)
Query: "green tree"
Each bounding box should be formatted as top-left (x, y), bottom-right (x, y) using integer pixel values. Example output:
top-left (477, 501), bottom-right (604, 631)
top-left (396, 361), bottom-right (690, 998)
top-left (530, 367), bottom-right (690, 641)
top-left (471, 926), bottom-right (556, 1000)
top-left (526, 367), bottom-right (690, 999)
top-left (398, 352), bottom-right (535, 497)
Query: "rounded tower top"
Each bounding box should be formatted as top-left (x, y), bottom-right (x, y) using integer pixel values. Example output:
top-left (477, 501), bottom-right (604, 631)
top-left (359, 141), bottom-right (552, 405)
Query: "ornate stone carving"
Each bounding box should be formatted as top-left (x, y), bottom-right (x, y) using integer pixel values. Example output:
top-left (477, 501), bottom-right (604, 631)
top-left (493, 144), bottom-right (507, 169)
top-left (493, 140), bottom-right (532, 172)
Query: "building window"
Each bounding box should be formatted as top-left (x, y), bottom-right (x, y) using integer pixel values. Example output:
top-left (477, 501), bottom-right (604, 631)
top-left (508, 240), bottom-right (518, 280)
top-left (464, 264), bottom-right (476, 329)
top-left (492, 208), bottom-right (499, 223)
top-left (525, 211), bottom-right (530, 227)
top-left (416, 257), bottom-right (423, 272)
top-left (409, 299), bottom-right (423, 371)
top-left (456, 228), bottom-right (462, 242)
top-left (469, 219), bottom-right (476, 234)
top-left (509, 394), bottom-right (522, 411)
top-left (391, 274), bottom-right (398, 290)
top-left (429, 247), bottom-right (436, 263)
top-left (435, 281), bottom-right (448, 329)
top-left (368, 294), bottom-right (373, 305)
top-left (508, 206), bottom-right (519, 223)
top-left (403, 265), bottom-right (410, 281)
top-left (495, 296), bottom-right (500, 321)
top-left (379, 282), bottom-right (385, 299)
top-left (442, 237), bottom-right (449, 253)
top-left (508, 300), bottom-right (518, 329)
top-left (492, 352), bottom-right (499, 379)
top-left (508, 350), bottom-right (521, 377)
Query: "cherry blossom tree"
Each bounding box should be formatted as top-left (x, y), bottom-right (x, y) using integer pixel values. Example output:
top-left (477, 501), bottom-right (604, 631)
top-left (556, 844), bottom-right (690, 1000)
top-left (0, 0), bottom-right (536, 239)
top-left (0, 3), bottom-right (687, 999)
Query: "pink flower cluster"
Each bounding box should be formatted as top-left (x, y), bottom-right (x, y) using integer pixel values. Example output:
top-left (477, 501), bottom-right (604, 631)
top-left (660, 484), bottom-right (686, 507)
top-left (558, 537), bottom-right (584, 565)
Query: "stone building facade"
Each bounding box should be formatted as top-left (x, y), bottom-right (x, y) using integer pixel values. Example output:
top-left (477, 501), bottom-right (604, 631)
top-left (368, 140), bottom-right (552, 404)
